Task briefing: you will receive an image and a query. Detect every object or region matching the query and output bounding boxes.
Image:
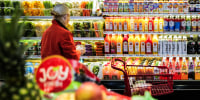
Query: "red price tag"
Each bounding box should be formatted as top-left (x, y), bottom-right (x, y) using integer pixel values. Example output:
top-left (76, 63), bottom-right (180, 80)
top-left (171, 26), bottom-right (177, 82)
top-left (35, 55), bottom-right (72, 93)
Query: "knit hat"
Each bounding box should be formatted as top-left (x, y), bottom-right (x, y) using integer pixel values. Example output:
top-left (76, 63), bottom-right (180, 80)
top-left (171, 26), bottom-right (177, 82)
top-left (51, 4), bottom-right (69, 16)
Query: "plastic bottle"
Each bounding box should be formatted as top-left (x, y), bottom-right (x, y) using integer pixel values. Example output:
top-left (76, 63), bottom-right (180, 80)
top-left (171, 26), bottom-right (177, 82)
top-left (135, 35), bottom-right (140, 54)
top-left (186, 15), bottom-right (191, 32)
top-left (175, 15), bottom-right (181, 32)
top-left (128, 34), bottom-right (134, 54)
top-left (134, 17), bottom-right (139, 31)
top-left (124, 17), bottom-right (129, 31)
top-left (158, 17), bottom-right (164, 32)
top-left (144, 17), bottom-right (149, 32)
top-left (105, 17), bottom-right (110, 31)
top-left (168, 35), bottom-right (173, 55)
top-left (109, 17), bottom-right (114, 31)
top-left (111, 34), bottom-right (117, 54)
top-left (139, 17), bottom-right (144, 32)
top-left (188, 57), bottom-right (195, 80)
top-left (195, 57), bottom-right (200, 80)
top-left (181, 57), bottom-right (188, 80)
top-left (168, 57), bottom-right (174, 74)
top-left (141, 34), bottom-right (146, 54)
top-left (187, 35), bottom-right (196, 54)
top-left (169, 15), bottom-right (175, 32)
top-left (163, 35), bottom-right (168, 55)
top-left (152, 34), bottom-right (158, 54)
top-left (149, 17), bottom-right (154, 32)
top-left (182, 36), bottom-right (187, 55)
top-left (198, 16), bottom-right (200, 32)
top-left (123, 34), bottom-right (128, 54)
top-left (172, 35), bottom-right (178, 56)
top-left (177, 35), bottom-right (182, 55)
top-left (158, 35), bottom-right (163, 55)
top-left (197, 35), bottom-right (200, 54)
top-left (154, 17), bottom-right (159, 32)
top-left (104, 34), bottom-right (111, 54)
top-left (181, 15), bottom-right (186, 32)
top-left (174, 57), bottom-right (181, 80)
top-left (113, 17), bottom-right (118, 31)
top-left (117, 34), bottom-right (123, 54)
top-left (130, 17), bottom-right (135, 32)
top-left (119, 17), bottom-right (123, 31)
top-left (164, 15), bottom-right (169, 32)
top-left (146, 35), bottom-right (153, 54)
top-left (191, 15), bottom-right (197, 32)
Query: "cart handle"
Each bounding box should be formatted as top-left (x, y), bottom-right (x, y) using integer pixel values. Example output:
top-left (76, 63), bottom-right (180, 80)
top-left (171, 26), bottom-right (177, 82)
top-left (126, 65), bottom-right (169, 69)
top-left (111, 58), bottom-right (126, 75)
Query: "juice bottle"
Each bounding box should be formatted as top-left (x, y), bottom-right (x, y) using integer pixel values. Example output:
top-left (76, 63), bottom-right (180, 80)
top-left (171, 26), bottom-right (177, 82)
top-left (152, 34), bottom-right (158, 54)
top-left (104, 34), bottom-right (111, 54)
top-left (149, 17), bottom-right (154, 32)
top-left (177, 36), bottom-right (182, 55)
top-left (135, 35), bottom-right (140, 54)
top-left (169, 15), bottom-right (175, 32)
top-left (128, 34), bottom-right (135, 54)
top-left (163, 35), bottom-right (168, 55)
top-left (197, 35), bottom-right (200, 54)
top-left (105, 17), bottom-right (109, 31)
top-left (158, 35), bottom-right (163, 55)
top-left (168, 35), bottom-right (173, 55)
top-left (186, 15), bottom-right (191, 32)
top-left (191, 15), bottom-right (197, 32)
top-left (103, 64), bottom-right (110, 80)
top-left (181, 57), bottom-right (188, 80)
top-left (144, 17), bottom-right (149, 32)
top-left (158, 17), bottom-right (164, 32)
top-left (145, 34), bottom-right (153, 54)
top-left (134, 17), bottom-right (139, 31)
top-left (140, 34), bottom-right (146, 55)
top-left (164, 15), bottom-right (169, 32)
top-left (172, 35), bottom-right (178, 56)
top-left (113, 17), bottom-right (118, 31)
top-left (187, 35), bottom-right (196, 54)
top-left (118, 17), bottom-right (123, 31)
top-left (168, 57), bottom-right (174, 74)
top-left (197, 16), bottom-right (200, 32)
top-left (174, 57), bottom-right (181, 80)
top-left (188, 57), bottom-right (195, 80)
top-left (175, 15), bottom-right (181, 32)
top-left (154, 17), bottom-right (159, 32)
top-left (124, 17), bottom-right (129, 31)
top-left (109, 17), bottom-right (114, 31)
top-left (117, 34), bottom-right (123, 54)
top-left (130, 17), bottom-right (135, 32)
top-left (138, 17), bottom-right (144, 32)
top-left (111, 34), bottom-right (117, 54)
top-left (181, 15), bottom-right (186, 32)
top-left (195, 57), bottom-right (200, 80)
top-left (123, 34), bottom-right (129, 54)
top-left (182, 36), bottom-right (187, 55)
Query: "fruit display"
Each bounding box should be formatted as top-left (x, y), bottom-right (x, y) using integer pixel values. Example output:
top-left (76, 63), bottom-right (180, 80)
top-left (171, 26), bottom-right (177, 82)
top-left (22, 0), bottom-right (45, 16)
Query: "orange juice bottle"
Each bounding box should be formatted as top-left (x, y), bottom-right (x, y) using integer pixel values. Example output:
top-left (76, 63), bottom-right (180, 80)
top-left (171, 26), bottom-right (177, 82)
top-left (138, 17), bottom-right (144, 32)
top-left (111, 34), bottom-right (117, 54)
top-left (130, 17), bottom-right (134, 32)
top-left (152, 34), bottom-right (158, 54)
top-left (181, 57), bottom-right (188, 80)
top-left (124, 17), bottom-right (129, 31)
top-left (109, 17), bottom-right (114, 31)
top-left (144, 17), bottom-right (149, 32)
top-left (117, 34), bottom-right (123, 54)
top-left (135, 35), bottom-right (140, 54)
top-left (113, 17), bottom-right (118, 31)
top-left (158, 17), bottom-right (164, 32)
top-left (104, 34), bottom-right (111, 54)
top-left (128, 34), bottom-right (135, 54)
top-left (141, 34), bottom-right (146, 54)
top-left (134, 17), bottom-right (139, 31)
top-left (119, 17), bottom-right (123, 31)
top-left (145, 34), bottom-right (153, 54)
top-left (154, 17), bottom-right (159, 32)
top-left (105, 17), bottom-right (109, 31)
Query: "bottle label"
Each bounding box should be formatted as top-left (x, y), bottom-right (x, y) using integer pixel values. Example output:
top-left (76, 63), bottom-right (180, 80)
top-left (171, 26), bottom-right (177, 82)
top-left (114, 22), bottom-right (117, 30)
top-left (141, 42), bottom-right (145, 52)
top-left (158, 40), bottom-right (163, 54)
top-left (146, 42), bottom-right (152, 53)
top-left (123, 41), bottom-right (128, 52)
top-left (153, 42), bottom-right (158, 52)
top-left (164, 20), bottom-right (168, 27)
top-left (109, 22), bottom-right (113, 30)
top-left (182, 21), bottom-right (186, 26)
top-left (134, 22), bottom-right (138, 31)
top-left (154, 22), bottom-right (158, 31)
top-left (117, 42), bottom-right (122, 53)
top-left (149, 22), bottom-right (153, 31)
top-left (135, 42), bottom-right (139, 52)
top-left (192, 21), bottom-right (197, 26)
top-left (198, 21), bottom-right (200, 26)
top-left (131, 22), bottom-right (134, 31)
top-left (106, 22), bottom-right (109, 30)
top-left (124, 22), bottom-right (128, 31)
top-left (105, 42), bottom-right (110, 53)
top-left (139, 22), bottom-right (142, 31)
top-left (187, 21), bottom-right (191, 26)
top-left (129, 42), bottom-right (133, 52)
top-left (119, 22), bottom-right (122, 30)
top-left (169, 21), bottom-right (174, 27)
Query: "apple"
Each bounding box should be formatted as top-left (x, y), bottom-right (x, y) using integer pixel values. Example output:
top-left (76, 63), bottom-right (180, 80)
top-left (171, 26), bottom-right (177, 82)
top-left (75, 82), bottom-right (103, 100)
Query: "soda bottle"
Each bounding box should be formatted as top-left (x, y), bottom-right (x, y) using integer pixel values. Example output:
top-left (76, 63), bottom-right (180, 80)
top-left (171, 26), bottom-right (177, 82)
top-left (168, 57), bottom-right (174, 74)
top-left (130, 17), bottom-right (134, 32)
top-left (144, 17), bottom-right (149, 32)
top-left (187, 35), bottom-right (196, 54)
top-left (169, 15), bottom-right (175, 32)
top-left (181, 15), bottom-right (186, 32)
top-left (181, 57), bottom-right (188, 80)
top-left (186, 15), bottom-right (192, 32)
top-left (175, 15), bottom-right (181, 32)
top-left (164, 15), bottom-right (169, 32)
top-left (195, 57), bottom-right (200, 80)
top-left (191, 15), bottom-right (197, 32)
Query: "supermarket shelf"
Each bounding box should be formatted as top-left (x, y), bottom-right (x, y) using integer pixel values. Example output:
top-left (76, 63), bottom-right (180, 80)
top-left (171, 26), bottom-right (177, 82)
top-left (73, 37), bottom-right (104, 40)
top-left (26, 55), bottom-right (41, 59)
top-left (103, 12), bottom-right (200, 16)
top-left (80, 56), bottom-right (105, 59)
top-left (105, 54), bottom-right (200, 57)
top-left (4, 16), bottom-right (103, 20)
top-left (104, 31), bottom-right (200, 35)
top-left (21, 37), bottom-right (41, 40)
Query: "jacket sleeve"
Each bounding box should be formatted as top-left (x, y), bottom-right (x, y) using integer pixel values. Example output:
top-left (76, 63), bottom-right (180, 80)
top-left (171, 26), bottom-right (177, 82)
top-left (59, 32), bottom-right (80, 61)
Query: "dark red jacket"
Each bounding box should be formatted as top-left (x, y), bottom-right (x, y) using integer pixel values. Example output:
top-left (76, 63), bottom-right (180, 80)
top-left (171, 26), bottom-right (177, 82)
top-left (41, 20), bottom-right (80, 60)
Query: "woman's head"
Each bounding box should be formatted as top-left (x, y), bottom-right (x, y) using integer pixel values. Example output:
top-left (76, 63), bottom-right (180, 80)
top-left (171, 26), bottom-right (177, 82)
top-left (51, 4), bottom-right (70, 26)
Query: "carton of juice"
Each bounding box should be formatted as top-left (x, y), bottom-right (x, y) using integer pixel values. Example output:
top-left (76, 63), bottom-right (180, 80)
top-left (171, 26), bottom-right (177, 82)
top-left (134, 2), bottom-right (138, 12)
top-left (153, 2), bottom-right (159, 13)
top-left (158, 2), bottom-right (163, 13)
top-left (118, 3), bottom-right (123, 12)
top-left (138, 2), bottom-right (144, 12)
top-left (124, 3), bottom-right (129, 12)
top-left (149, 2), bottom-right (154, 13)
top-left (144, 2), bottom-right (149, 12)
top-left (163, 3), bottom-right (169, 13)
top-left (129, 3), bottom-right (134, 12)
top-left (168, 3), bottom-right (173, 13)
top-left (183, 3), bottom-right (188, 13)
top-left (173, 3), bottom-right (179, 13)
top-left (113, 3), bottom-right (119, 12)
top-left (178, 3), bottom-right (183, 13)
top-left (103, 2), bottom-right (109, 12)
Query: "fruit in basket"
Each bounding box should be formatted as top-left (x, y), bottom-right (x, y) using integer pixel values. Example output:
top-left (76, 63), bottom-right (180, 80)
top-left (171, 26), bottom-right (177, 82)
top-left (75, 82), bottom-right (103, 100)
top-left (0, 9), bottom-right (41, 100)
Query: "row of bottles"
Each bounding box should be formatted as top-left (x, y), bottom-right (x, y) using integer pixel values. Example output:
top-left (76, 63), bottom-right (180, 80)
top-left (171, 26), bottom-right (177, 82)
top-left (105, 0), bottom-right (188, 2)
top-left (104, 34), bottom-right (159, 54)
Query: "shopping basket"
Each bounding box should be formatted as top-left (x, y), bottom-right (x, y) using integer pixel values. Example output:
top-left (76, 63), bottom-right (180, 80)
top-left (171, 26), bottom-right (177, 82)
top-left (111, 58), bottom-right (174, 97)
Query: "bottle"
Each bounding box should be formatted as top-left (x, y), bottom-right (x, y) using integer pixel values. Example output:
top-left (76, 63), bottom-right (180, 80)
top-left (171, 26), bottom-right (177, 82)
top-left (124, 17), bottom-right (129, 31)
top-left (109, 17), bottom-right (114, 31)
top-left (195, 57), bottom-right (200, 80)
top-left (139, 17), bottom-right (144, 32)
top-left (181, 57), bottom-right (188, 80)
top-left (181, 15), bottom-right (186, 32)
top-left (168, 35), bottom-right (173, 55)
top-left (182, 36), bottom-right (187, 55)
top-left (177, 36), bottom-right (182, 55)
top-left (188, 57), bottom-right (195, 80)
top-left (174, 57), bottom-right (181, 80)
top-left (144, 17), bottom-right (149, 32)
top-left (145, 34), bottom-right (153, 54)
top-left (187, 35), bottom-right (196, 54)
top-left (175, 15), bottom-right (181, 32)
top-left (117, 34), bottom-right (123, 54)
top-left (135, 35), bottom-right (140, 54)
top-left (163, 35), bottom-right (168, 55)
top-left (111, 34), bottom-right (117, 54)
top-left (104, 34), bottom-right (111, 54)
top-left (198, 16), bottom-right (200, 32)
top-left (168, 57), bottom-right (174, 74)
top-left (149, 17), bottom-right (154, 32)
top-left (105, 17), bottom-right (110, 31)
top-left (128, 34), bottom-right (134, 54)
top-left (152, 34), bottom-right (158, 54)
top-left (186, 15), bottom-right (191, 32)
top-left (113, 17), bottom-right (118, 31)
top-left (197, 35), bottom-right (200, 54)
top-left (158, 17), bottom-right (164, 32)
top-left (130, 17), bottom-right (134, 32)
top-left (154, 17), bottom-right (159, 32)
top-left (140, 34), bottom-right (146, 54)
top-left (169, 15), bottom-right (175, 32)
top-left (164, 16), bottom-right (169, 32)
top-left (173, 35), bottom-right (178, 56)
top-left (134, 17), bottom-right (139, 31)
top-left (158, 35), bottom-right (163, 55)
top-left (123, 34), bottom-right (128, 54)
top-left (119, 17), bottom-right (123, 31)
top-left (191, 15), bottom-right (197, 32)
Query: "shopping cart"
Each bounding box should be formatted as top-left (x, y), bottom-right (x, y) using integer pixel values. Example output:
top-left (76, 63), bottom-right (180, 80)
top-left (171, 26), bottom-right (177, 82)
top-left (111, 58), bottom-right (174, 97)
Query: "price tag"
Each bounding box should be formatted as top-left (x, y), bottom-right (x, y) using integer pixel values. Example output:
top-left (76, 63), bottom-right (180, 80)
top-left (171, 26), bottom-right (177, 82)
top-left (36, 55), bottom-right (72, 93)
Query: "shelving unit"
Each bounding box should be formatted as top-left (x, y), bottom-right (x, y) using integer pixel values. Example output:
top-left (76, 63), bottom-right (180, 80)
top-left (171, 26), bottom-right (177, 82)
top-left (27, 55), bottom-right (106, 59)
top-left (21, 37), bottom-right (104, 41)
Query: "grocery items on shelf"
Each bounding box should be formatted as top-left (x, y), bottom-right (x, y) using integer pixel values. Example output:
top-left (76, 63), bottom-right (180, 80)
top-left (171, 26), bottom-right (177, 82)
top-left (20, 39), bottom-right (41, 56)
